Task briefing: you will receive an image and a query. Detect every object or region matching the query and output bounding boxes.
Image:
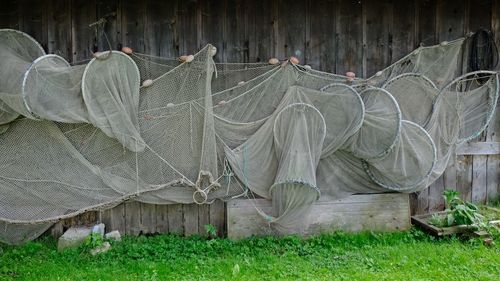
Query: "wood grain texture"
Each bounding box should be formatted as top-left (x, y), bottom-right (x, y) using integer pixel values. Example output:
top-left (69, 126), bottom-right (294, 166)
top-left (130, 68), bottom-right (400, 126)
top-left (227, 194), bottom-right (411, 239)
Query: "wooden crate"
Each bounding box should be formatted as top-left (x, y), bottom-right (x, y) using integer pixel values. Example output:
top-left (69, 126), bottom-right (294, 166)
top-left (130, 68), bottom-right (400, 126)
top-left (227, 193), bottom-right (410, 239)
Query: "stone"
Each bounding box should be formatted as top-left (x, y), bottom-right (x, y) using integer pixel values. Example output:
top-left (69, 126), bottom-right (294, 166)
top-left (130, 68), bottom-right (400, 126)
top-left (90, 241), bottom-right (111, 256)
top-left (92, 223), bottom-right (105, 238)
top-left (57, 226), bottom-right (92, 251)
top-left (105, 230), bottom-right (121, 241)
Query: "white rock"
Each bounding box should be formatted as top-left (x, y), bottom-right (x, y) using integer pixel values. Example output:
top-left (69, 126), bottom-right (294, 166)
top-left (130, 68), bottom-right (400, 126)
top-left (105, 230), bottom-right (121, 241)
top-left (92, 223), bottom-right (105, 238)
top-left (57, 226), bottom-right (92, 251)
top-left (90, 241), bottom-right (111, 256)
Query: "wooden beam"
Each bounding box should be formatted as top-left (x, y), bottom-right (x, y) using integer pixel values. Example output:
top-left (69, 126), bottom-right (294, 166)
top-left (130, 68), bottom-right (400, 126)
top-left (227, 193), bottom-right (410, 239)
top-left (456, 142), bottom-right (500, 155)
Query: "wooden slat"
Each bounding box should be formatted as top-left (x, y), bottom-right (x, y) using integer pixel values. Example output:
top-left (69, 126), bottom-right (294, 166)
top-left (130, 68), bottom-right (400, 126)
top-left (472, 156), bottom-right (488, 203)
top-left (209, 199), bottom-right (226, 237)
top-left (416, 0), bottom-right (437, 46)
top-left (167, 204), bottom-right (183, 234)
top-left (335, 0), bottom-right (363, 76)
top-left (140, 203), bottom-right (156, 234)
top-left (467, 0), bottom-right (492, 32)
top-left (155, 204), bottom-right (169, 233)
top-left (0, 0), bottom-right (19, 29)
top-left (362, 0), bottom-right (393, 77)
top-left (183, 204), bottom-right (199, 236)
top-left (178, 0), bottom-right (198, 55)
top-left (96, 0), bottom-right (120, 51)
top-left (101, 203), bottom-right (126, 234)
top-left (305, 0), bottom-right (336, 72)
top-left (227, 194), bottom-right (411, 239)
top-left (276, 0), bottom-right (307, 62)
top-left (223, 0), bottom-right (247, 63)
top-left (124, 201), bottom-right (141, 235)
top-left (18, 0), bottom-right (47, 50)
top-left (391, 0), bottom-right (416, 62)
top-left (429, 176), bottom-right (445, 212)
top-left (436, 0), bottom-right (466, 41)
top-left (456, 142), bottom-right (500, 155)
top-left (198, 204), bottom-right (210, 237)
top-left (145, 0), bottom-right (178, 57)
top-left (47, 0), bottom-right (72, 60)
top-left (456, 155), bottom-right (473, 201)
top-left (71, 0), bottom-right (97, 62)
top-left (121, 0), bottom-right (145, 53)
top-left (247, 0), bottom-right (274, 62)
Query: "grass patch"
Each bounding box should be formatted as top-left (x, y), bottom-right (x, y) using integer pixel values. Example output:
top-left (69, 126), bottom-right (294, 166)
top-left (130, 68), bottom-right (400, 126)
top-left (0, 228), bottom-right (499, 280)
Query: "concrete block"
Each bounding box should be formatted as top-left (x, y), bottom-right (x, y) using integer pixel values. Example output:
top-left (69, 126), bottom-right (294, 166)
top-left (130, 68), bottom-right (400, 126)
top-left (57, 226), bottom-right (92, 251)
top-left (105, 230), bottom-right (121, 241)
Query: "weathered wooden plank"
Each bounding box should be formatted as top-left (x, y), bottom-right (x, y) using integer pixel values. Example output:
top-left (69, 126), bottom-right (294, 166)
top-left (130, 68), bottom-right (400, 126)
top-left (486, 155), bottom-right (500, 202)
top-left (96, 0), bottom-right (120, 51)
top-left (177, 0), bottom-right (198, 55)
top-left (71, 0), bottom-right (97, 62)
top-left (335, 0), bottom-right (363, 76)
top-left (363, 0), bottom-right (393, 77)
top-left (47, 0), bottom-right (72, 60)
top-left (101, 203), bottom-right (126, 234)
top-left (247, 0), bottom-right (274, 62)
top-left (140, 203), bottom-right (156, 234)
top-left (443, 154), bottom-right (457, 193)
top-left (0, 0), bottom-right (19, 29)
top-left (18, 0), bottom-right (47, 50)
top-left (222, 0), bottom-right (246, 63)
top-left (416, 188), bottom-right (429, 215)
top-left (391, 0), bottom-right (416, 62)
top-left (472, 155), bottom-right (488, 203)
top-left (167, 204), bottom-right (184, 234)
top-left (276, 0), bottom-right (307, 62)
top-left (456, 142), bottom-right (500, 155)
top-left (429, 176), bottom-right (445, 212)
top-left (467, 0), bottom-right (492, 32)
top-left (121, 0), bottom-right (145, 53)
top-left (227, 194), bottom-right (411, 239)
top-left (436, 0), bottom-right (466, 41)
top-left (416, 0), bottom-right (437, 46)
top-left (456, 155), bottom-right (473, 201)
top-left (198, 204), bottom-right (210, 237)
top-left (155, 204), bottom-right (169, 233)
top-left (209, 199), bottom-right (226, 237)
top-left (124, 201), bottom-right (142, 235)
top-left (183, 204), bottom-right (199, 236)
top-left (305, 0), bottom-right (336, 72)
top-left (145, 0), bottom-right (178, 57)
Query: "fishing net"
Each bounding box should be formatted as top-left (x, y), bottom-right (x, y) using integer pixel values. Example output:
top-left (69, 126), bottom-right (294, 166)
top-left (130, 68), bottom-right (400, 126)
top-left (0, 29), bottom-right (498, 243)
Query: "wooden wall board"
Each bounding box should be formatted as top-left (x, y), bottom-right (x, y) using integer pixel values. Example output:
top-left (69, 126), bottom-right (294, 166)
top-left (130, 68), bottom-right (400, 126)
top-left (227, 194), bottom-right (411, 239)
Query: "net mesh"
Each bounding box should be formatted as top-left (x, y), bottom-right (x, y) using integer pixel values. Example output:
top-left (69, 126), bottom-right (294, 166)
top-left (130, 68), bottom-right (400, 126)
top-left (0, 29), bottom-right (498, 243)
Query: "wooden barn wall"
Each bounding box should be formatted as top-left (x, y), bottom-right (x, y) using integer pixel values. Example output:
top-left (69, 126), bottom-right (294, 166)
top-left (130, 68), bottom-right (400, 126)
top-left (0, 0), bottom-right (499, 237)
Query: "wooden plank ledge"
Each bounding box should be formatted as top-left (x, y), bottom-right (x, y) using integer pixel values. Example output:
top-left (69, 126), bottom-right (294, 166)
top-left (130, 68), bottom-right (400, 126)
top-left (227, 193), bottom-right (410, 239)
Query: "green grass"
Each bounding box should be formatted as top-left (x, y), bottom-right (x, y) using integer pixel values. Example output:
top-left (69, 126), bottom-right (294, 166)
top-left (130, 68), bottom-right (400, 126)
top-left (0, 228), bottom-right (499, 281)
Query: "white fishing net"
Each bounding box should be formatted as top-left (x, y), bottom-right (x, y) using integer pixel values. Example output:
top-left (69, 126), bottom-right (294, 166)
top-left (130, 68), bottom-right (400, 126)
top-left (0, 29), bottom-right (498, 243)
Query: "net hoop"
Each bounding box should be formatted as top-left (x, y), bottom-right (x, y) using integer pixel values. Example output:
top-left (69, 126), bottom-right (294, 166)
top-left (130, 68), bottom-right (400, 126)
top-left (22, 54), bottom-right (71, 120)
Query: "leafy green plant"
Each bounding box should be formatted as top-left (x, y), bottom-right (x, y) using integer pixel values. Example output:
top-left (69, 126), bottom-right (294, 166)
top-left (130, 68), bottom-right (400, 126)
top-left (204, 224), bottom-right (217, 238)
top-left (80, 232), bottom-right (104, 253)
top-left (442, 189), bottom-right (485, 227)
top-left (429, 190), bottom-right (487, 230)
top-left (428, 213), bottom-right (447, 227)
